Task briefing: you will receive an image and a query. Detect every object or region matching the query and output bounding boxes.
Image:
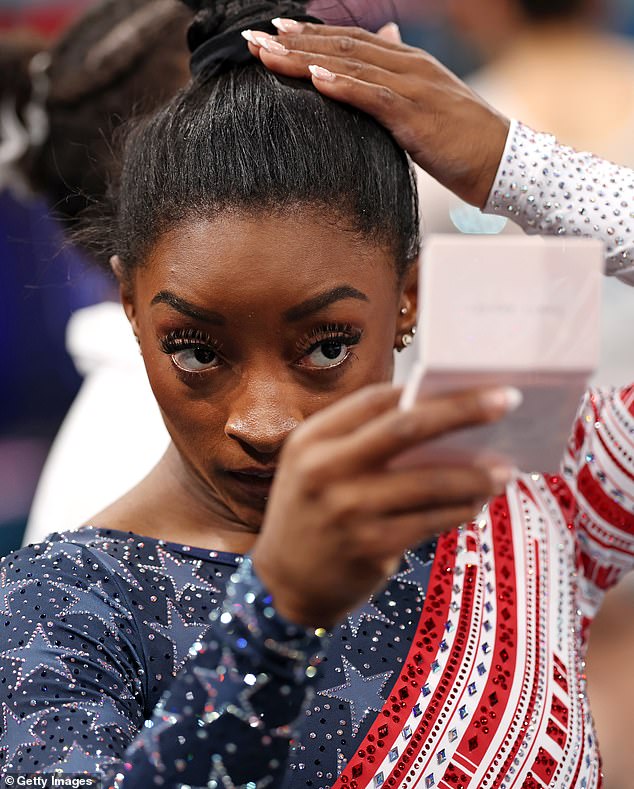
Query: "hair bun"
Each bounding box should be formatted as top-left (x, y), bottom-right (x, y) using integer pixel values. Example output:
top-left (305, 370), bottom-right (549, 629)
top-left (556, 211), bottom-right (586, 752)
top-left (183, 0), bottom-right (309, 50)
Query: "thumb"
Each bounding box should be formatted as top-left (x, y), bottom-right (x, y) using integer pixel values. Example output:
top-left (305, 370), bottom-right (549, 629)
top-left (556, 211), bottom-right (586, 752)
top-left (377, 22), bottom-right (402, 44)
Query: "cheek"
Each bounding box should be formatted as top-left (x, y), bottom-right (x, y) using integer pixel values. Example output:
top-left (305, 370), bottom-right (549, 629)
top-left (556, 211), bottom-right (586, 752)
top-left (356, 351), bottom-right (394, 386)
top-left (141, 348), bottom-right (228, 450)
top-left (362, 310), bottom-right (400, 382)
top-left (312, 337), bottom-right (394, 399)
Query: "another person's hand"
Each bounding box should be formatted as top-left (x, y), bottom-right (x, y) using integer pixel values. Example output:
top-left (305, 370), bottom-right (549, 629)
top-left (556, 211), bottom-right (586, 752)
top-left (244, 22), bottom-right (510, 209)
top-left (251, 384), bottom-right (520, 628)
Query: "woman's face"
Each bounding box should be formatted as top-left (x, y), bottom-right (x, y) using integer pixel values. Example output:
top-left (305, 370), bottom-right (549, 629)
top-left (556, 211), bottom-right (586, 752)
top-left (121, 210), bottom-right (417, 529)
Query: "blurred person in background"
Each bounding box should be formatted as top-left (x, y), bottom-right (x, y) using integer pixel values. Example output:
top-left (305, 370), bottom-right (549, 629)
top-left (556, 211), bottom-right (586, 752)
top-left (446, 0), bottom-right (634, 162)
top-left (0, 0), bottom-right (192, 551)
top-left (413, 1), bottom-right (634, 784)
top-left (0, 23), bottom-right (113, 554)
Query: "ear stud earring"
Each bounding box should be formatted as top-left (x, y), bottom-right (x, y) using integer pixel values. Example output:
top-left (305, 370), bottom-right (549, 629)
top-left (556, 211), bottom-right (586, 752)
top-left (400, 325), bottom-right (417, 348)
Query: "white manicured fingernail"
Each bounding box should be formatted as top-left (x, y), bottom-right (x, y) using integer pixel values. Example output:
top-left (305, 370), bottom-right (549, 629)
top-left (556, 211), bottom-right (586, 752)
top-left (255, 35), bottom-right (289, 54)
top-left (482, 386), bottom-right (523, 413)
top-left (489, 465), bottom-right (518, 493)
top-left (503, 387), bottom-right (523, 411)
top-left (272, 17), bottom-right (304, 32)
top-left (308, 64), bottom-right (336, 81)
top-left (241, 30), bottom-right (258, 45)
top-left (378, 21), bottom-right (402, 43)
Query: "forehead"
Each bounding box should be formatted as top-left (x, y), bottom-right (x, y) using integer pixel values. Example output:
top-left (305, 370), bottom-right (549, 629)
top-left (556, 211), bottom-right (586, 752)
top-left (138, 212), bottom-right (397, 308)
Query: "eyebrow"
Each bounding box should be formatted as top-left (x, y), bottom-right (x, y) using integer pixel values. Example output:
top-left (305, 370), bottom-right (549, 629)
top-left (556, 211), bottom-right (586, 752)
top-left (150, 291), bottom-right (226, 325)
top-left (283, 286), bottom-right (369, 322)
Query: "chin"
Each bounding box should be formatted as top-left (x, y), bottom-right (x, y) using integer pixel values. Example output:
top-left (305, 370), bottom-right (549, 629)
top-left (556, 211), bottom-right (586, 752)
top-left (223, 495), bottom-right (267, 532)
top-left (235, 506), bottom-right (266, 534)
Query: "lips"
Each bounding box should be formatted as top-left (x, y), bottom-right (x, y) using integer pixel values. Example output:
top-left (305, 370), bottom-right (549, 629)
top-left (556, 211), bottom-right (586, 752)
top-left (224, 467), bottom-right (276, 501)
top-left (232, 468), bottom-right (276, 479)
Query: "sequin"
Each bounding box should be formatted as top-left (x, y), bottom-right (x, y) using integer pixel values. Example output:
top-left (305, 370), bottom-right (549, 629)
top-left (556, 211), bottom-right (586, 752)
top-left (486, 121), bottom-right (634, 284)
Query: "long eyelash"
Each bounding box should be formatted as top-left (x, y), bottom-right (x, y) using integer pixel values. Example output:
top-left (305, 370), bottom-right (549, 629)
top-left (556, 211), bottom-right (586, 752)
top-left (295, 323), bottom-right (363, 355)
top-left (160, 328), bottom-right (221, 354)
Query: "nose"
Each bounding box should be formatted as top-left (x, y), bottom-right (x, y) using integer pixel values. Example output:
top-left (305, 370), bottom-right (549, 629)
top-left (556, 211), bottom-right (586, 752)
top-left (224, 375), bottom-right (302, 459)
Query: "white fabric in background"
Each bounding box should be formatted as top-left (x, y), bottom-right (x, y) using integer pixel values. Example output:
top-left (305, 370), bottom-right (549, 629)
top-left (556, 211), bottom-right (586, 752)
top-left (23, 302), bottom-right (169, 544)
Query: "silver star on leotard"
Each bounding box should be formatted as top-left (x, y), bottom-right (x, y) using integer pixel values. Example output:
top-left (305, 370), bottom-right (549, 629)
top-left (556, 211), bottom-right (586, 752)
top-left (206, 753), bottom-right (274, 789)
top-left (0, 568), bottom-right (36, 616)
top-left (346, 597), bottom-right (392, 637)
top-left (0, 623), bottom-right (77, 689)
top-left (147, 599), bottom-right (211, 673)
top-left (138, 546), bottom-right (218, 602)
top-left (42, 741), bottom-right (97, 773)
top-left (0, 704), bottom-right (46, 766)
top-left (318, 657), bottom-right (393, 736)
top-left (392, 550), bottom-right (432, 597)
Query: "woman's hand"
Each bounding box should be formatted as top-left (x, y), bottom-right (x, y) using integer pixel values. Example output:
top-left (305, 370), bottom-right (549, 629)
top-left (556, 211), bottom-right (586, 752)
top-left (244, 22), bottom-right (510, 209)
top-left (251, 384), bottom-right (520, 628)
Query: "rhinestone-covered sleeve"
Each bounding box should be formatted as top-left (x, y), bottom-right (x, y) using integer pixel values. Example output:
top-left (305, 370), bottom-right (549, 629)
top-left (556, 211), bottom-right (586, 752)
top-left (114, 555), bottom-right (328, 788)
top-left (485, 120), bottom-right (634, 284)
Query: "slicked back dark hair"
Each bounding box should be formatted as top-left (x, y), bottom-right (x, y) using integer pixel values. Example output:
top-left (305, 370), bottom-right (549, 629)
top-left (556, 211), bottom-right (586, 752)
top-left (97, 0), bottom-right (420, 281)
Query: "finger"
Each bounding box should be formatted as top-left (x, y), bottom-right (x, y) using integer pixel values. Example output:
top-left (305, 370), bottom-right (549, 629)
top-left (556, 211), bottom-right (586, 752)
top-left (250, 42), bottom-right (409, 93)
top-left (301, 68), bottom-right (411, 136)
top-left (278, 31), bottom-right (410, 67)
top-left (249, 31), bottom-right (413, 75)
top-left (330, 386), bottom-right (522, 473)
top-left (357, 505), bottom-right (482, 558)
top-left (286, 383), bottom-right (401, 446)
top-left (377, 22), bottom-right (402, 44)
top-left (335, 465), bottom-right (509, 518)
top-left (271, 20), bottom-right (409, 53)
top-left (246, 38), bottom-right (403, 127)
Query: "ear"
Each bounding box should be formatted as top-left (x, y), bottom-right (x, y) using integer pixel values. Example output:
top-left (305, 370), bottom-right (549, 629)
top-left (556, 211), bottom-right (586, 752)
top-left (394, 259), bottom-right (419, 347)
top-left (110, 255), bottom-right (141, 341)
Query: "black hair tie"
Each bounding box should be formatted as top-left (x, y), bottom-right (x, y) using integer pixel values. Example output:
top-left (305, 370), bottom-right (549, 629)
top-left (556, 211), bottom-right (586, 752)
top-left (190, 14), bottom-right (322, 77)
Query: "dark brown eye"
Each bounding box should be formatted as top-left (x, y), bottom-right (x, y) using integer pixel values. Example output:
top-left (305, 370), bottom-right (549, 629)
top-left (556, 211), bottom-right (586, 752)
top-left (303, 340), bottom-right (349, 369)
top-left (172, 347), bottom-right (220, 372)
top-left (321, 341), bottom-right (345, 360)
